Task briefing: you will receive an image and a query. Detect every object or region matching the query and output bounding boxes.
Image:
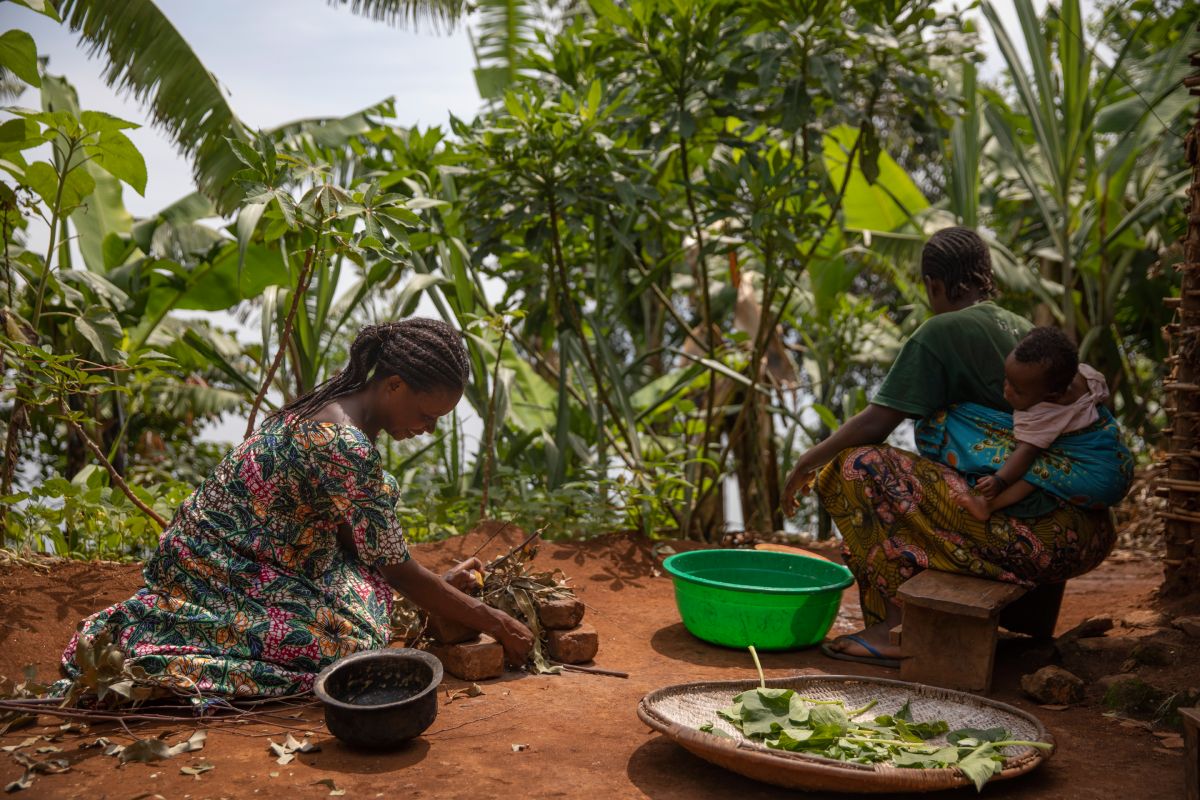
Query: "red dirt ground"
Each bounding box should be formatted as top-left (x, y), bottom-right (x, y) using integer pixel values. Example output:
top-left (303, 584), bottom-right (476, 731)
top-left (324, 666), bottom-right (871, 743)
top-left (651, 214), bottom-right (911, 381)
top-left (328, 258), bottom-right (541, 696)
top-left (0, 530), bottom-right (1189, 799)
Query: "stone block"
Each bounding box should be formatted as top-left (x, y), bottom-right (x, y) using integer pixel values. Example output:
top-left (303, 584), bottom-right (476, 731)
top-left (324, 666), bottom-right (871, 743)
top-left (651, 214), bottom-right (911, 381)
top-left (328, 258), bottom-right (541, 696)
top-left (1131, 639), bottom-right (1179, 667)
top-left (1174, 616), bottom-right (1200, 639)
top-left (536, 595), bottom-right (585, 630)
top-left (1073, 635), bottom-right (1136, 654)
top-left (1020, 665), bottom-right (1085, 705)
top-left (1061, 615), bottom-right (1113, 639)
top-left (1121, 610), bottom-right (1169, 629)
top-left (425, 613), bottom-right (479, 645)
top-left (545, 623), bottom-right (599, 665)
top-left (1103, 676), bottom-right (1172, 716)
top-left (429, 635), bottom-right (504, 681)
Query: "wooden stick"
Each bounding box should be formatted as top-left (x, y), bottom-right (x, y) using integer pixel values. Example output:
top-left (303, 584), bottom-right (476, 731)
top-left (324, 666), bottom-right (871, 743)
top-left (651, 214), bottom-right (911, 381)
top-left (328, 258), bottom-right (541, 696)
top-left (551, 662), bottom-right (629, 679)
top-left (486, 527), bottom-right (545, 570)
top-left (58, 401), bottom-right (168, 529)
top-left (468, 519), bottom-right (514, 560)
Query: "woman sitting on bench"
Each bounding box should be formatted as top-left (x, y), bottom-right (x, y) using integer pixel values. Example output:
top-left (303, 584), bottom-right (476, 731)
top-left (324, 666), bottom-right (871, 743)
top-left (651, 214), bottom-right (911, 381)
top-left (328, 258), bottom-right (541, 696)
top-left (780, 227), bottom-right (1133, 667)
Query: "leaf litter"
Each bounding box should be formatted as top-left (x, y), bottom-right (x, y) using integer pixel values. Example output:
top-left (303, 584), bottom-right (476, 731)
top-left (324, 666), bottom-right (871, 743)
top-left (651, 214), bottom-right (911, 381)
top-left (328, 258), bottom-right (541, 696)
top-left (446, 683), bottom-right (484, 703)
top-left (268, 733), bottom-right (320, 765)
top-left (314, 777), bottom-right (346, 796)
top-left (180, 762), bottom-right (214, 777)
top-left (112, 730), bottom-right (207, 764)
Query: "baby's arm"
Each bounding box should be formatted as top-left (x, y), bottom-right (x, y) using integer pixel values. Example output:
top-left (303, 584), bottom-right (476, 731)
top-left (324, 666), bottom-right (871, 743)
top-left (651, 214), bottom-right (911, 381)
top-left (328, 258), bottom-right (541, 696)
top-left (959, 442), bottom-right (1044, 521)
top-left (974, 442), bottom-right (1042, 499)
top-left (994, 442), bottom-right (1043, 490)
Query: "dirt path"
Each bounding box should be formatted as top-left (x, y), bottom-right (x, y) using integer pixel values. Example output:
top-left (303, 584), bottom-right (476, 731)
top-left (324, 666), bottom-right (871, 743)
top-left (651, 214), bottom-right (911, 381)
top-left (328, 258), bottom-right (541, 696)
top-left (0, 532), bottom-right (1184, 799)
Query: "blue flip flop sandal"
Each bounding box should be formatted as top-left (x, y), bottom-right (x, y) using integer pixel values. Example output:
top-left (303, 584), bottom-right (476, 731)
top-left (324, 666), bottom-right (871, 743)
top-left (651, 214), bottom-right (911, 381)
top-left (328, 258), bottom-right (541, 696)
top-left (819, 634), bottom-right (901, 669)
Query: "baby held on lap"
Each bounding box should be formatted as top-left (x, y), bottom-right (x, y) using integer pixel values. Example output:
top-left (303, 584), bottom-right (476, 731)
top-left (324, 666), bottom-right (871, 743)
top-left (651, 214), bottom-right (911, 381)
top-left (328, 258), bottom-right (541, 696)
top-left (958, 327), bottom-right (1109, 521)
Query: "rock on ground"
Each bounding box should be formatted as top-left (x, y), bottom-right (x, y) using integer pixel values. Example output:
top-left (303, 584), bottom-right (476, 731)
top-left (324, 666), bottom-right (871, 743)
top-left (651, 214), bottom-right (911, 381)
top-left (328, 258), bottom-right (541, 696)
top-left (1021, 665), bottom-right (1085, 705)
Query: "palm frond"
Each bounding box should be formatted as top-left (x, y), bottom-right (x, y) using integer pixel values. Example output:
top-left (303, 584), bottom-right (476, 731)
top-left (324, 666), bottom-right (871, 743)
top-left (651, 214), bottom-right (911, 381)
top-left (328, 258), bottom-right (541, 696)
top-left (0, 67), bottom-right (27, 105)
top-left (472, 0), bottom-right (538, 99)
top-left (150, 380), bottom-right (247, 420)
top-left (327, 0), bottom-right (466, 29)
top-left (56, 0), bottom-right (250, 213)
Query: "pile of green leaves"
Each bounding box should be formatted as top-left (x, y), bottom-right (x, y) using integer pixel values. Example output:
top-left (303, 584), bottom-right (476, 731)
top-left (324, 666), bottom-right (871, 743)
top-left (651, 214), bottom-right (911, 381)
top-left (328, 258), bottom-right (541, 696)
top-left (700, 690), bottom-right (1051, 791)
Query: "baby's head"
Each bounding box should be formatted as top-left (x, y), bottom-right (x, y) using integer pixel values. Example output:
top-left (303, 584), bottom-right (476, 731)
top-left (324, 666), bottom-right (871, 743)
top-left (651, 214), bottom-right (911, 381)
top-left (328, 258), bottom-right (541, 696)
top-left (1004, 327), bottom-right (1078, 411)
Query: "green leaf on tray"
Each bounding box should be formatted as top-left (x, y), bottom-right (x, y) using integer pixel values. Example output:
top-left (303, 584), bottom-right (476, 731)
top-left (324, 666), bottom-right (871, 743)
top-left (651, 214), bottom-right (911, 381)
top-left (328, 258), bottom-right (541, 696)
top-left (957, 742), bottom-right (1004, 792)
top-left (947, 727), bottom-right (1010, 746)
top-left (697, 688), bottom-right (1047, 791)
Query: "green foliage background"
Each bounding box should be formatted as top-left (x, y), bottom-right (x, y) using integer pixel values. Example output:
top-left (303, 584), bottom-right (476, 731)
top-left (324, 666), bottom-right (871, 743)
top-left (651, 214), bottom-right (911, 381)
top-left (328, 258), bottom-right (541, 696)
top-left (0, 0), bottom-right (1194, 557)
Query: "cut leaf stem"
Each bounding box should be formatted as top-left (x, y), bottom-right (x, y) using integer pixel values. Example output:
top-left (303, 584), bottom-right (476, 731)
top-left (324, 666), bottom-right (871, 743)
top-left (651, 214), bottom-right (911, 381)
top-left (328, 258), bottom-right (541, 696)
top-left (748, 646), bottom-right (765, 689)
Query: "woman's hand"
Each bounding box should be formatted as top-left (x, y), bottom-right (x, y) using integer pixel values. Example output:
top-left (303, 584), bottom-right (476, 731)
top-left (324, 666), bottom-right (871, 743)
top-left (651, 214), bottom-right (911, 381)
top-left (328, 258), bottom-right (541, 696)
top-left (488, 609), bottom-right (535, 667)
top-left (443, 557), bottom-right (485, 594)
top-left (781, 458), bottom-right (818, 517)
top-left (779, 405), bottom-right (907, 518)
top-left (382, 558), bottom-right (532, 668)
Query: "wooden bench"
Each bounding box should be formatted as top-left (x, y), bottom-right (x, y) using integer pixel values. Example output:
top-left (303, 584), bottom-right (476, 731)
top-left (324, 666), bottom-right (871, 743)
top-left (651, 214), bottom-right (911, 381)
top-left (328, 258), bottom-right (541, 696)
top-left (1183, 707), bottom-right (1200, 800)
top-left (896, 571), bottom-right (1066, 694)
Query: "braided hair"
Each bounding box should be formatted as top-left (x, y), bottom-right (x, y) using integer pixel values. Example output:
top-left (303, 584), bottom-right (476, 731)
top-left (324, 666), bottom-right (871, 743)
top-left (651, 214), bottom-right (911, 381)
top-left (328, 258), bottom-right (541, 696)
top-left (273, 318), bottom-right (470, 422)
top-left (1013, 326), bottom-right (1078, 395)
top-left (920, 226), bottom-right (997, 302)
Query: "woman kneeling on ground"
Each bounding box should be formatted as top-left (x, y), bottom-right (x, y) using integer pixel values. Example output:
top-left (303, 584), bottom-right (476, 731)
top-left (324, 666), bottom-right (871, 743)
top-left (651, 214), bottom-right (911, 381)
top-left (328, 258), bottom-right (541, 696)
top-left (781, 227), bottom-right (1133, 667)
top-left (54, 319), bottom-right (532, 699)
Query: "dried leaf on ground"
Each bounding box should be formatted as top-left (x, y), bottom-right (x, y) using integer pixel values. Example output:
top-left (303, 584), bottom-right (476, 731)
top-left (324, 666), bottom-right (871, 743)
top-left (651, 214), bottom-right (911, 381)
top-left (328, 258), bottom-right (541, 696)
top-left (180, 762), bottom-right (214, 776)
top-left (268, 734), bottom-right (319, 765)
top-left (0, 670), bottom-right (48, 737)
top-left (511, 743), bottom-right (529, 752)
top-left (11, 751), bottom-right (69, 774)
top-left (447, 683), bottom-right (484, 703)
top-left (64, 632), bottom-right (162, 707)
top-left (284, 733), bottom-right (319, 753)
top-left (0, 738), bottom-right (39, 753)
top-left (313, 778), bottom-right (346, 796)
top-left (4, 772), bottom-right (32, 792)
top-left (119, 738), bottom-right (171, 764)
top-left (166, 730), bottom-right (206, 756)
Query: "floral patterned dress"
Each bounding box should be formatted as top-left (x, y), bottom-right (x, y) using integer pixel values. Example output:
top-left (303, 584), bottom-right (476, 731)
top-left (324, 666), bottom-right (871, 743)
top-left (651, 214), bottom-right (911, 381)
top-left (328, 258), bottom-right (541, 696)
top-left (53, 414), bottom-right (410, 698)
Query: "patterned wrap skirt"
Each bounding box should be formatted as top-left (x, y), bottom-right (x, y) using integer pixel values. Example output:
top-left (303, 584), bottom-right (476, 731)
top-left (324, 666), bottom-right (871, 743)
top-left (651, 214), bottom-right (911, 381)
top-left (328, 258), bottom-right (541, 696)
top-left (815, 404), bottom-right (1128, 624)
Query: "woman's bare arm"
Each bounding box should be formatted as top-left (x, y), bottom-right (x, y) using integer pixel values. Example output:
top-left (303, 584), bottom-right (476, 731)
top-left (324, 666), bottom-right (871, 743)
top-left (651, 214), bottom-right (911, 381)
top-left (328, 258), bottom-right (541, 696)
top-left (781, 404), bottom-right (908, 515)
top-left (379, 558), bottom-right (533, 665)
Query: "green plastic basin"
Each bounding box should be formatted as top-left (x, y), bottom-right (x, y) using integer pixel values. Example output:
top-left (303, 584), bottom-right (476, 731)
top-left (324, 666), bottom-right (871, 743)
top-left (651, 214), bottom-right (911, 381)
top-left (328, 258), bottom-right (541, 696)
top-left (662, 549), bottom-right (854, 651)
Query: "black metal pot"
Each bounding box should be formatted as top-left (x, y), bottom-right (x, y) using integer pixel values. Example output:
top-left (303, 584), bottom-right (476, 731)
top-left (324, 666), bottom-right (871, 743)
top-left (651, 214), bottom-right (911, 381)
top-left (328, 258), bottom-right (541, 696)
top-left (313, 648), bottom-right (442, 749)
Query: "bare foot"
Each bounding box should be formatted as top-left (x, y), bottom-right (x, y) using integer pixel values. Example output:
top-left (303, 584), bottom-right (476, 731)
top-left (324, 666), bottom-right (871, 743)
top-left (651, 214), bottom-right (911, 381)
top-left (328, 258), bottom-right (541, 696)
top-left (956, 491), bottom-right (991, 522)
top-left (825, 622), bottom-right (901, 660)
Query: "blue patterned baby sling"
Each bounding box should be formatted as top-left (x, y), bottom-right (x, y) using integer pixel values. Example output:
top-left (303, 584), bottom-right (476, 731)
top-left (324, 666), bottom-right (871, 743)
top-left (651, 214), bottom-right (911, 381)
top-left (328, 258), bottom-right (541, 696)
top-left (914, 402), bottom-right (1133, 512)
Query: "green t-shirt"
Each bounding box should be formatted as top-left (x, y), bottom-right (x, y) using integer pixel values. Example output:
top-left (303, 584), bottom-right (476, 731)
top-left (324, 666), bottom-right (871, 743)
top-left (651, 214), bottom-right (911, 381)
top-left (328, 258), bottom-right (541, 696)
top-left (873, 301), bottom-right (1033, 418)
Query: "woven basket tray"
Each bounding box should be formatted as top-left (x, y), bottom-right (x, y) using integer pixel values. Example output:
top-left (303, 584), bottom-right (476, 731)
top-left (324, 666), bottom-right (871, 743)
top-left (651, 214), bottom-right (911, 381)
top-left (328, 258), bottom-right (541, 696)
top-left (637, 674), bottom-right (1054, 794)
